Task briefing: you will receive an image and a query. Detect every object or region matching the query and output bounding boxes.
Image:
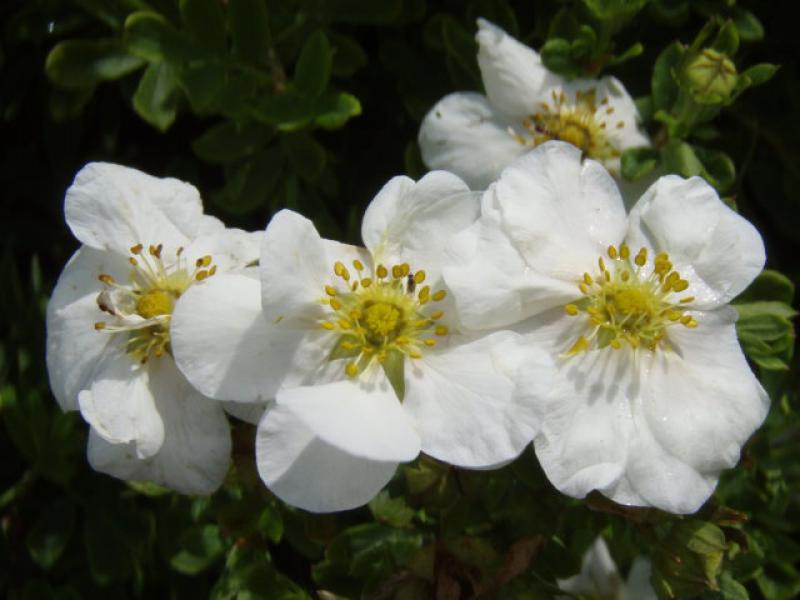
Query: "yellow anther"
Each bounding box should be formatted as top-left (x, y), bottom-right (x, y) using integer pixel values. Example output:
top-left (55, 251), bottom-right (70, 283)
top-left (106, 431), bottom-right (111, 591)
top-left (130, 244), bottom-right (143, 255)
top-left (435, 325), bottom-right (449, 336)
top-left (672, 279), bottom-right (689, 292)
top-left (685, 318), bottom-right (698, 329)
top-left (94, 321), bottom-right (106, 330)
top-left (621, 271), bottom-right (630, 282)
top-left (607, 245), bottom-right (618, 259)
top-left (361, 278), bottom-right (372, 288)
top-left (208, 265), bottom-right (217, 277)
top-left (680, 315), bottom-right (694, 326)
top-left (620, 244), bottom-right (630, 260)
top-left (566, 336), bottom-right (589, 355)
top-left (401, 263), bottom-right (410, 276)
top-left (432, 290), bottom-right (447, 302)
top-left (338, 319), bottom-right (351, 329)
top-left (655, 252), bottom-right (669, 263)
top-left (680, 296), bottom-right (695, 304)
top-left (635, 250), bottom-right (647, 267)
top-left (616, 121), bottom-right (625, 129)
top-left (196, 255), bottom-right (212, 268)
top-left (424, 339), bottom-right (437, 347)
top-left (345, 363), bottom-right (359, 377)
top-left (98, 274), bottom-right (114, 285)
top-left (195, 270), bottom-right (209, 281)
top-left (176, 246), bottom-right (184, 256)
top-left (418, 286), bottom-right (430, 304)
top-left (413, 270), bottom-right (426, 284)
top-left (666, 309), bottom-right (682, 321)
top-left (610, 339), bottom-right (622, 349)
top-left (329, 298), bottom-right (342, 311)
top-left (325, 285), bottom-right (337, 296)
top-left (565, 304), bottom-right (579, 316)
top-left (334, 261), bottom-right (350, 281)
top-left (149, 244), bottom-right (163, 258)
top-left (409, 351), bottom-right (422, 359)
top-left (352, 259), bottom-right (364, 271)
top-left (392, 265), bottom-right (404, 279)
top-left (583, 273), bottom-right (593, 285)
top-left (579, 283), bottom-right (589, 295)
top-left (129, 257), bottom-right (138, 266)
top-left (430, 310), bottom-right (444, 320)
top-left (414, 320), bottom-right (429, 329)
top-left (350, 308), bottom-right (362, 320)
top-left (376, 264), bottom-right (388, 278)
top-left (321, 321), bottom-right (335, 330)
top-left (341, 341), bottom-right (355, 350)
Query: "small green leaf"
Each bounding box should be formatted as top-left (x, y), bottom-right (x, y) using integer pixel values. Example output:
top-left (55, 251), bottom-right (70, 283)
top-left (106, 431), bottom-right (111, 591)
top-left (621, 147), bottom-right (658, 180)
top-left (369, 492), bottom-right (415, 528)
top-left (314, 92), bottom-right (362, 130)
top-left (652, 42), bottom-right (683, 111)
top-left (661, 139), bottom-right (704, 178)
top-left (170, 525), bottom-right (227, 575)
top-left (581, 0), bottom-right (649, 20)
top-left (192, 120), bottom-right (272, 164)
top-left (541, 38), bottom-right (576, 76)
top-left (213, 148), bottom-right (284, 214)
top-left (125, 11), bottom-right (194, 63)
top-left (180, 0), bottom-right (227, 55)
top-left (294, 31), bottom-right (332, 98)
top-left (45, 39), bottom-right (144, 89)
top-left (608, 42), bottom-right (644, 66)
top-left (733, 9), bottom-right (764, 41)
top-left (133, 62), bottom-right (181, 131)
top-left (739, 63), bottom-right (779, 88)
top-left (712, 20), bottom-right (739, 57)
top-left (329, 33), bottom-right (368, 77)
top-left (282, 133), bottom-right (326, 181)
top-left (382, 349), bottom-right (406, 401)
top-left (229, 0), bottom-right (271, 63)
top-left (258, 503), bottom-right (284, 544)
top-left (26, 500), bottom-right (76, 569)
top-left (735, 270), bottom-right (795, 305)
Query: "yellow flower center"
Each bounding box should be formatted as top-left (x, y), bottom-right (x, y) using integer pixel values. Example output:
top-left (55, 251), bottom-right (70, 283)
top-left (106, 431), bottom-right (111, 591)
top-left (94, 243), bottom-right (217, 364)
top-left (563, 244), bottom-right (697, 354)
top-left (514, 89), bottom-right (623, 167)
top-left (320, 259), bottom-right (449, 397)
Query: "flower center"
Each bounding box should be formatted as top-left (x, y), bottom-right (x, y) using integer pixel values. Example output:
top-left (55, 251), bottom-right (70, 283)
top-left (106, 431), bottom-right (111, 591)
top-left (514, 89), bottom-right (623, 166)
top-left (563, 244), bottom-right (697, 354)
top-left (94, 243), bottom-right (217, 363)
top-left (320, 259), bottom-right (449, 398)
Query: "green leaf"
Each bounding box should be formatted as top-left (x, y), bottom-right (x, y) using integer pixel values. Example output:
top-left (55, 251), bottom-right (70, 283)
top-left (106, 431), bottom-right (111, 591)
top-left (712, 20), bottom-right (739, 57)
top-left (329, 33), bottom-right (367, 77)
top-left (541, 38), bottom-right (576, 76)
top-left (369, 492), bottom-right (415, 528)
top-left (694, 147), bottom-right (736, 192)
top-left (661, 139), bottom-right (704, 178)
top-left (180, 0), bottom-right (227, 55)
top-left (192, 120), bottom-right (272, 164)
top-left (253, 90), bottom-right (314, 128)
top-left (258, 502), bottom-right (284, 544)
top-left (125, 11), bottom-right (194, 63)
top-left (282, 133), bottom-right (326, 181)
top-left (314, 92), bottom-right (362, 130)
top-left (133, 62), bottom-right (181, 131)
top-left (177, 59), bottom-right (227, 114)
top-left (739, 63), bottom-right (779, 88)
top-left (736, 270), bottom-right (795, 305)
top-left (294, 31), bottom-right (332, 98)
top-left (213, 148), bottom-right (284, 214)
top-left (381, 348), bottom-right (405, 401)
top-left (733, 9), bottom-right (764, 41)
top-left (621, 147), bottom-right (658, 180)
top-left (26, 499), bottom-right (76, 569)
top-left (652, 42), bottom-right (683, 111)
top-left (719, 572), bottom-right (750, 600)
top-left (170, 525), bottom-right (227, 575)
top-left (229, 0), bottom-right (271, 63)
top-left (608, 41), bottom-right (644, 66)
top-left (45, 39), bottom-right (144, 89)
top-left (581, 0), bottom-right (650, 20)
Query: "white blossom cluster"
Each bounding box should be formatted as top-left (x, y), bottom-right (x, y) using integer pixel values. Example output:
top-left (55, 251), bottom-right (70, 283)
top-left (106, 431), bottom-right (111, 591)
top-left (46, 20), bottom-right (768, 516)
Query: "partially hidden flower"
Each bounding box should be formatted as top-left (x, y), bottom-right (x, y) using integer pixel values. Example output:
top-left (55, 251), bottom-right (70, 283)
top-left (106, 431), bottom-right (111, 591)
top-left (171, 171), bottom-right (553, 512)
top-left (419, 18), bottom-right (650, 190)
top-left (557, 537), bottom-right (656, 600)
top-left (444, 141), bottom-right (769, 514)
top-left (46, 162), bottom-right (260, 494)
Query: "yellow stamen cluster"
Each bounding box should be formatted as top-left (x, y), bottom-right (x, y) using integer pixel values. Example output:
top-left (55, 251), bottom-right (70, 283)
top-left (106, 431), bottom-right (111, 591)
top-left (94, 243), bottom-right (217, 363)
top-left (563, 244), bottom-right (697, 355)
top-left (320, 259), bottom-right (449, 379)
top-left (513, 89), bottom-right (622, 166)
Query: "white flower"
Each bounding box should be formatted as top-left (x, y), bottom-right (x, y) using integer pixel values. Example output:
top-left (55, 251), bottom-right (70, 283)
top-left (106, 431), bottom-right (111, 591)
top-left (557, 537), bottom-right (656, 600)
top-left (46, 162), bottom-right (260, 494)
top-left (444, 141), bottom-right (769, 514)
top-left (171, 171), bottom-right (553, 512)
top-left (419, 18), bottom-right (649, 190)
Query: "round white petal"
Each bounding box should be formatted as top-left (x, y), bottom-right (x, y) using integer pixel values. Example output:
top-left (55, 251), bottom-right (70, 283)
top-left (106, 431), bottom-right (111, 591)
top-left (362, 170), bottom-right (477, 280)
top-left (46, 247), bottom-right (130, 411)
top-left (171, 271), bottom-right (307, 403)
top-left (476, 18), bottom-right (558, 117)
top-left (625, 175), bottom-right (765, 309)
top-left (65, 162), bottom-right (204, 255)
top-left (404, 331), bottom-right (551, 467)
top-left (181, 227), bottom-right (262, 273)
top-left (557, 537), bottom-right (622, 598)
top-left (276, 377), bottom-right (420, 463)
top-left (418, 92), bottom-right (526, 190)
top-left (87, 367), bottom-right (231, 495)
top-left (626, 558), bottom-right (657, 600)
top-left (78, 349), bottom-right (165, 459)
top-left (256, 402), bottom-right (398, 512)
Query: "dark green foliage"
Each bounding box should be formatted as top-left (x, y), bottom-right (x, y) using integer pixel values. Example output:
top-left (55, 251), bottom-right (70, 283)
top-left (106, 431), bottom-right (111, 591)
top-left (1, 0), bottom-right (798, 598)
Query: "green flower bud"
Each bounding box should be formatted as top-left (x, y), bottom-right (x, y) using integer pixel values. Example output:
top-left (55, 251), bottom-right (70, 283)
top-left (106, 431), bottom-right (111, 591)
top-left (683, 48), bottom-right (738, 105)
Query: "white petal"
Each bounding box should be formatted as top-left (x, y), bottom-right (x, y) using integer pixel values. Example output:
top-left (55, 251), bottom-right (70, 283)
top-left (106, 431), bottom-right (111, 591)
top-left (418, 92), bottom-right (526, 190)
top-left (625, 175), bottom-right (765, 309)
top-left (627, 307), bottom-right (769, 512)
top-left (476, 18), bottom-right (558, 117)
top-left (626, 558), bottom-right (657, 600)
top-left (171, 271), bottom-right (305, 403)
top-left (256, 402), bottom-right (398, 512)
top-left (404, 331), bottom-right (551, 467)
top-left (86, 367), bottom-right (231, 495)
top-left (494, 142), bottom-right (628, 277)
top-left (65, 162), bottom-right (204, 255)
top-left (46, 247), bottom-right (130, 411)
top-left (276, 377), bottom-right (420, 462)
top-left (181, 227), bottom-right (262, 273)
top-left (557, 537), bottom-right (622, 598)
top-left (78, 349), bottom-right (165, 459)
top-left (362, 170), bottom-right (477, 281)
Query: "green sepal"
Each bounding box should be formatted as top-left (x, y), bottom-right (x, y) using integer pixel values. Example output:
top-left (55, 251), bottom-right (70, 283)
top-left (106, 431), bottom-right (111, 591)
top-left (382, 349), bottom-right (406, 401)
top-left (329, 335), bottom-right (361, 361)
